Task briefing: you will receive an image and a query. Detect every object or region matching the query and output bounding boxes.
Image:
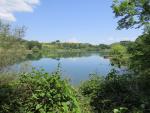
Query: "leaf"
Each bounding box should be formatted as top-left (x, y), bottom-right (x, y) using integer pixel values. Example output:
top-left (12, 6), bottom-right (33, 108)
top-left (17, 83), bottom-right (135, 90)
top-left (113, 109), bottom-right (120, 113)
top-left (36, 104), bottom-right (42, 110)
top-left (32, 94), bottom-right (38, 99)
top-left (40, 92), bottom-right (45, 97)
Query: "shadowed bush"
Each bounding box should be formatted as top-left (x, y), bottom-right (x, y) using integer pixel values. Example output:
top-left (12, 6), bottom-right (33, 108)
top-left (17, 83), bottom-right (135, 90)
top-left (79, 69), bottom-right (150, 113)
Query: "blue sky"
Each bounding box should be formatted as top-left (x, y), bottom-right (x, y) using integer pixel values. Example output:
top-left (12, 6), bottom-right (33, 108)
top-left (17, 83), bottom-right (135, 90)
top-left (0, 0), bottom-right (142, 44)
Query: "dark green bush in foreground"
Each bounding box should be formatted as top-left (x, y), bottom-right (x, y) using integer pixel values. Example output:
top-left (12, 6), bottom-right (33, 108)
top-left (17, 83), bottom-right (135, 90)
top-left (0, 70), bottom-right (81, 113)
top-left (79, 69), bottom-right (150, 113)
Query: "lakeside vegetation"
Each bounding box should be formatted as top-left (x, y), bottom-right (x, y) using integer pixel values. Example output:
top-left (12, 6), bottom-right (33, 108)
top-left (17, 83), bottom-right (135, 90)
top-left (0, 0), bottom-right (150, 113)
top-left (0, 21), bottom-right (112, 69)
top-left (0, 21), bottom-right (131, 68)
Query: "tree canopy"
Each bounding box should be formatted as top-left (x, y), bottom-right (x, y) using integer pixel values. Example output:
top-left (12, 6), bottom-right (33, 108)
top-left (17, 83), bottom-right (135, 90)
top-left (112, 0), bottom-right (150, 30)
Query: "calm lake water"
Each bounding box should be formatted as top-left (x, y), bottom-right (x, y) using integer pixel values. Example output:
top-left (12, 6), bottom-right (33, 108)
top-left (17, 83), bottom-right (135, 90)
top-left (3, 52), bottom-right (120, 85)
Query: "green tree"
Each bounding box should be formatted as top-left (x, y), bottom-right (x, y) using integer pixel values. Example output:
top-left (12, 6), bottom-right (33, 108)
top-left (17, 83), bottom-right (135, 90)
top-left (26, 41), bottom-right (42, 50)
top-left (111, 1), bottom-right (150, 112)
top-left (110, 44), bottom-right (128, 67)
top-left (98, 44), bottom-right (110, 50)
top-left (112, 0), bottom-right (150, 71)
top-left (0, 21), bottom-right (27, 68)
top-left (79, 71), bottom-right (145, 113)
top-left (112, 0), bottom-right (150, 30)
top-left (128, 33), bottom-right (150, 75)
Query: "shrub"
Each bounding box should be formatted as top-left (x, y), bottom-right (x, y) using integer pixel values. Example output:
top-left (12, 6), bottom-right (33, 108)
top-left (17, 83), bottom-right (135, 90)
top-left (0, 69), bottom-right (81, 113)
top-left (79, 69), bottom-right (149, 113)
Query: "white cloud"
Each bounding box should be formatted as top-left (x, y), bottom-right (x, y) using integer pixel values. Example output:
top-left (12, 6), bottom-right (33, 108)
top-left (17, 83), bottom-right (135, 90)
top-left (97, 36), bottom-right (137, 44)
top-left (0, 0), bottom-right (40, 21)
top-left (67, 38), bottom-right (79, 43)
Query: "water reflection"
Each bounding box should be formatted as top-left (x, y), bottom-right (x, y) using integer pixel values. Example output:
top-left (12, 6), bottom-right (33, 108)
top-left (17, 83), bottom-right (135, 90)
top-left (2, 52), bottom-right (116, 84)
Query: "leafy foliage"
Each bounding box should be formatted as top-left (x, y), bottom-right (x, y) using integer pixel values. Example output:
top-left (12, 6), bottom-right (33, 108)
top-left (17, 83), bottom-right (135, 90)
top-left (128, 32), bottom-right (150, 75)
top-left (42, 41), bottom-right (110, 53)
top-left (110, 44), bottom-right (128, 67)
top-left (112, 0), bottom-right (150, 29)
top-left (26, 41), bottom-right (42, 50)
top-left (0, 69), bottom-right (81, 113)
top-left (79, 69), bottom-right (150, 113)
top-left (0, 21), bottom-right (27, 69)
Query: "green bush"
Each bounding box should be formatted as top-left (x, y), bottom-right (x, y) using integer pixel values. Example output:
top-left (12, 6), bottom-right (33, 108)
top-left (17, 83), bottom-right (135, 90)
top-left (79, 69), bottom-right (150, 113)
top-left (0, 69), bottom-right (81, 113)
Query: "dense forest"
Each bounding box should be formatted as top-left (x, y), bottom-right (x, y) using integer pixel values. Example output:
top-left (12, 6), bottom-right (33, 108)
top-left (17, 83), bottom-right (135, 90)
top-left (0, 0), bottom-right (150, 113)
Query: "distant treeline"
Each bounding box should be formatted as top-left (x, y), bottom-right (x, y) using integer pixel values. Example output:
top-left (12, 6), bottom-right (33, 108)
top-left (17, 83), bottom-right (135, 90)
top-left (0, 20), bottom-right (135, 69)
top-left (0, 20), bottom-right (133, 53)
top-left (42, 40), bottom-right (135, 52)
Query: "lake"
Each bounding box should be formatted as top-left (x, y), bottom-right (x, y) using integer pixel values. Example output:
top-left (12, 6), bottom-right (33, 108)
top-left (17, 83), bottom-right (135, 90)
top-left (2, 52), bottom-right (120, 85)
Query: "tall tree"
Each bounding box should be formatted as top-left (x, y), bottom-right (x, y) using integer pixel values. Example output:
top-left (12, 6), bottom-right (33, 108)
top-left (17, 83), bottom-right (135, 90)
top-left (112, 0), bottom-right (150, 72)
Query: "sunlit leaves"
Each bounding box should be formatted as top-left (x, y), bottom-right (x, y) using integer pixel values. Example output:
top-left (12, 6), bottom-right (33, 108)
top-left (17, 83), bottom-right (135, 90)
top-left (0, 69), bottom-right (81, 113)
top-left (112, 0), bottom-right (150, 29)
